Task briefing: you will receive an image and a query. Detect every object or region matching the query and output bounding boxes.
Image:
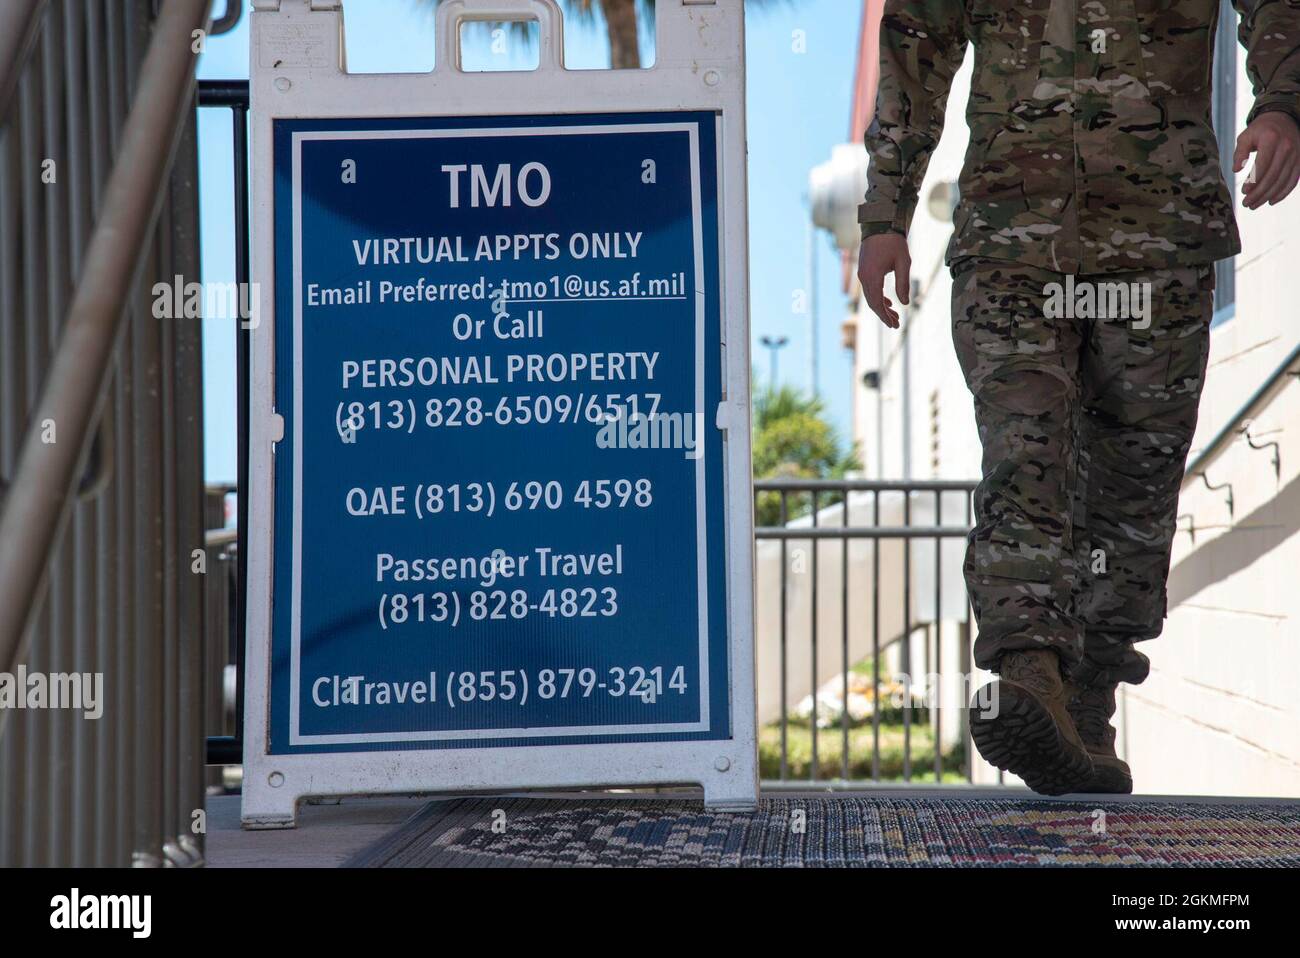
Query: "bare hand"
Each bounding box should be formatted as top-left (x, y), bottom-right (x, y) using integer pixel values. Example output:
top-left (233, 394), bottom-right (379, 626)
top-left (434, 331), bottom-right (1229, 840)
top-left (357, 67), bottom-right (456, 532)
top-left (1235, 112), bottom-right (1300, 210)
top-left (857, 232), bottom-right (911, 329)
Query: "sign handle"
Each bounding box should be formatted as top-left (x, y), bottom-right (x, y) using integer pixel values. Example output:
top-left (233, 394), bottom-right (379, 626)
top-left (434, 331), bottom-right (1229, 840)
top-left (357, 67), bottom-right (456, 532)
top-left (435, 0), bottom-right (566, 73)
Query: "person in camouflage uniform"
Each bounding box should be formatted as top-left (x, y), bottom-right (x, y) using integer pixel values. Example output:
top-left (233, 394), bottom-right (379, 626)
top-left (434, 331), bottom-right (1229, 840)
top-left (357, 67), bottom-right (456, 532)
top-left (857, 0), bottom-right (1300, 794)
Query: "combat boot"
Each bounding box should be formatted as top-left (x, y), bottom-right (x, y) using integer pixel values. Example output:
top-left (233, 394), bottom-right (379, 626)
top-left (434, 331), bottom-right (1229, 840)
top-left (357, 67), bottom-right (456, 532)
top-left (1065, 681), bottom-right (1133, 793)
top-left (969, 649), bottom-right (1094, 795)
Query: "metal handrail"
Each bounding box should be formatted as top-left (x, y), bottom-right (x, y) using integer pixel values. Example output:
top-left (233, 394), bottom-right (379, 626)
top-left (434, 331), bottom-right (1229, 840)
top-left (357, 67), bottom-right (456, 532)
top-left (757, 526), bottom-right (975, 539)
top-left (1182, 338), bottom-right (1300, 487)
top-left (0, 0), bottom-right (214, 682)
top-left (0, 0), bottom-right (47, 120)
top-left (211, 0), bottom-right (243, 36)
top-left (755, 478), bottom-right (978, 492)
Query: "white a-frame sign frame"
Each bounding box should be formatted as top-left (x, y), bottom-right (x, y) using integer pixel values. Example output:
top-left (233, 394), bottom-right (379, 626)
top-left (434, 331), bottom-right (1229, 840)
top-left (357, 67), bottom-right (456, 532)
top-left (243, 0), bottom-right (756, 828)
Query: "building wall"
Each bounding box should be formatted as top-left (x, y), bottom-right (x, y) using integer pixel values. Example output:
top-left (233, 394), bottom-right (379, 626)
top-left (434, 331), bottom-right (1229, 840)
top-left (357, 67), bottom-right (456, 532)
top-left (847, 55), bottom-right (979, 485)
top-left (1116, 58), bottom-right (1300, 797)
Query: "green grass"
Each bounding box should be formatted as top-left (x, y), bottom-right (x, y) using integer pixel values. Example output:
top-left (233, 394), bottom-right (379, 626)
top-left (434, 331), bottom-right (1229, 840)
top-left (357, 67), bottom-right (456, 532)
top-left (849, 656), bottom-right (878, 677)
top-left (760, 716), bottom-right (967, 783)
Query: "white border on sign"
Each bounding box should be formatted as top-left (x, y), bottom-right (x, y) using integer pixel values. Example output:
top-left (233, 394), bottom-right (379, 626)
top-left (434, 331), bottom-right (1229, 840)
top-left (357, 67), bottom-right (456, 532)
top-left (287, 123), bottom-right (712, 746)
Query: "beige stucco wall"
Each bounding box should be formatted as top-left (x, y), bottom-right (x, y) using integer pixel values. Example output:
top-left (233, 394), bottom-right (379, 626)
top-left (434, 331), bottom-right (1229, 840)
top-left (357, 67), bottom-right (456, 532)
top-left (1117, 71), bottom-right (1300, 794)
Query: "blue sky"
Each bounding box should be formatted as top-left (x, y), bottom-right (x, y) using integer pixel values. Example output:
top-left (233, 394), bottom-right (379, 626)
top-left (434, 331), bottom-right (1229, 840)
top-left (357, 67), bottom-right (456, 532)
top-left (197, 0), bottom-right (861, 483)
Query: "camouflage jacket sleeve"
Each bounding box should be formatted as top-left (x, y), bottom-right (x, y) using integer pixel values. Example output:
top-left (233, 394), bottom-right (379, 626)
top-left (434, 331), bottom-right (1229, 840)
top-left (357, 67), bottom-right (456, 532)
top-left (859, 0), bottom-right (969, 240)
top-left (1233, 0), bottom-right (1300, 126)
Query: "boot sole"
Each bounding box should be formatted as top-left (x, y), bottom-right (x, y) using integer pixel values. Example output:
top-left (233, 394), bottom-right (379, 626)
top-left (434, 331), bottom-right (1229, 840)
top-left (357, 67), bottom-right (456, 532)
top-left (969, 680), bottom-right (1094, 796)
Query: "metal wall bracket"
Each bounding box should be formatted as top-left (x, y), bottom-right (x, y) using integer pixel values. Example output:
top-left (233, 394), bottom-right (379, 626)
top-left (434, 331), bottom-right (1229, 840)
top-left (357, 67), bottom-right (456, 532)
top-left (1199, 471), bottom-right (1234, 518)
top-left (1240, 421), bottom-right (1281, 480)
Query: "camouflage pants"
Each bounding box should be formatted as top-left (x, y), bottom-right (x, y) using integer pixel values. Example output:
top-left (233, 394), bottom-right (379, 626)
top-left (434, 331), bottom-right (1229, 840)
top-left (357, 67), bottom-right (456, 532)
top-left (951, 259), bottom-right (1215, 687)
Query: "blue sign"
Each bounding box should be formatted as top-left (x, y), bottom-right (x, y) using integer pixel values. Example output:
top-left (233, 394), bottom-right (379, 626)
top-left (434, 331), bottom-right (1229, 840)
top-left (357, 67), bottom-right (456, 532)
top-left (269, 112), bottom-right (731, 753)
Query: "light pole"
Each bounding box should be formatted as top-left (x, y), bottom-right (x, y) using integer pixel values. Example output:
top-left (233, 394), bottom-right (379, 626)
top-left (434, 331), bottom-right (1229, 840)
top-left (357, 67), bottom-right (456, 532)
top-left (759, 335), bottom-right (789, 388)
top-left (807, 221), bottom-right (819, 398)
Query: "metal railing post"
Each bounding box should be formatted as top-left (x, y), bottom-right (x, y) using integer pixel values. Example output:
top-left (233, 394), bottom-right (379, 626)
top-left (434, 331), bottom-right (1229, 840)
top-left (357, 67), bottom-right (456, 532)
top-left (0, 0), bottom-right (47, 121)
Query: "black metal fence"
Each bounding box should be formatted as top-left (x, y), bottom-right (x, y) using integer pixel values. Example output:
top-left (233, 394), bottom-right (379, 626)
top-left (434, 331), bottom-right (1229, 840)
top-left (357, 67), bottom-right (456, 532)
top-left (195, 81), bottom-right (249, 768)
top-left (754, 479), bottom-right (979, 786)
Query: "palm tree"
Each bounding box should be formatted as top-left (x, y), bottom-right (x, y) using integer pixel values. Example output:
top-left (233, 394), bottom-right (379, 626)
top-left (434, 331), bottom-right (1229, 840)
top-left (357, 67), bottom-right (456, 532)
top-left (431, 0), bottom-right (647, 69)
top-left (436, 0), bottom-right (788, 71)
top-left (752, 383), bottom-right (861, 527)
top-left (581, 0), bottom-right (647, 70)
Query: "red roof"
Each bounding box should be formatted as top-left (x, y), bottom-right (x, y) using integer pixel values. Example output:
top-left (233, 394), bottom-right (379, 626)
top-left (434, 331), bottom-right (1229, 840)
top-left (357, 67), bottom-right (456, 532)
top-left (849, 0), bottom-right (881, 143)
top-left (842, 0), bottom-right (881, 293)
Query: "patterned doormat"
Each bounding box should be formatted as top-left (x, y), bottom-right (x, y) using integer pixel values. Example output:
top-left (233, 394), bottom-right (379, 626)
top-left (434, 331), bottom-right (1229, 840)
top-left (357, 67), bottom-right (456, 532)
top-left (346, 795), bottom-right (1300, 867)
